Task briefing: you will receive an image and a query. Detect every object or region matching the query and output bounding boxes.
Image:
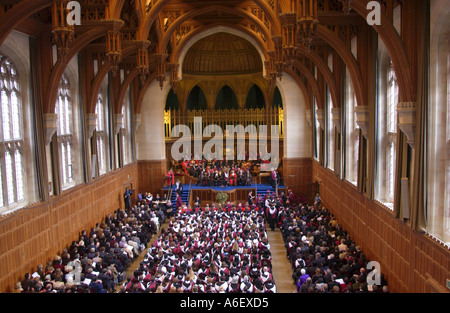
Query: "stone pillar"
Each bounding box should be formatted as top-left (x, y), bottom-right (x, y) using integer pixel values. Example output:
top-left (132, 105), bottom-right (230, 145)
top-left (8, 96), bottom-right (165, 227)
top-left (136, 74), bottom-right (170, 161)
top-left (277, 72), bottom-right (312, 197)
top-left (280, 72), bottom-right (311, 159)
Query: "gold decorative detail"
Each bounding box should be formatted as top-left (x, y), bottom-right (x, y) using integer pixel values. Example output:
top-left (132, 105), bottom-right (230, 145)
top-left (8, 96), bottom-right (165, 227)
top-left (155, 54), bottom-right (168, 90)
top-left (105, 20), bottom-right (124, 76)
top-left (280, 12), bottom-right (297, 70)
top-left (167, 63), bottom-right (179, 93)
top-left (136, 40), bottom-right (151, 83)
top-left (51, 1), bottom-right (75, 59)
top-left (297, 0), bottom-right (318, 53)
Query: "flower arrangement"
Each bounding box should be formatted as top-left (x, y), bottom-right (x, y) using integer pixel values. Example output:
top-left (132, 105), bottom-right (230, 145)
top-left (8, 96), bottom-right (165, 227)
top-left (216, 192), bottom-right (228, 204)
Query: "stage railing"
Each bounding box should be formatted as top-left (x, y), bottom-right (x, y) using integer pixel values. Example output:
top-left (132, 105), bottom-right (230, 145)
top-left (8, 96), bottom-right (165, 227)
top-left (188, 178), bottom-right (193, 208)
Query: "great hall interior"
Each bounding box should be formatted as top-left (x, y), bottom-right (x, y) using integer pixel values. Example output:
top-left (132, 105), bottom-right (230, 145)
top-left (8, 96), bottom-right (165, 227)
top-left (0, 0), bottom-right (449, 294)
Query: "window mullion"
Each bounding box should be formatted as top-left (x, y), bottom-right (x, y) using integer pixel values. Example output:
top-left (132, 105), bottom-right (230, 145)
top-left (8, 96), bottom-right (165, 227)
top-left (10, 143), bottom-right (17, 203)
top-left (0, 89), bottom-right (4, 142)
top-left (0, 150), bottom-right (5, 207)
top-left (8, 90), bottom-right (13, 141)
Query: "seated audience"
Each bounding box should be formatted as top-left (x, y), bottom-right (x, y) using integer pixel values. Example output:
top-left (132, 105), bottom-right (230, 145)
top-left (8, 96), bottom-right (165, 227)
top-left (14, 187), bottom-right (387, 294)
top-left (132, 203), bottom-right (276, 293)
top-left (278, 200), bottom-right (389, 293)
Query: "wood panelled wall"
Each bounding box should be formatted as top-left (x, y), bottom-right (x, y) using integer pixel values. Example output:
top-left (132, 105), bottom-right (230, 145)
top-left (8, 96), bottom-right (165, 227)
top-left (282, 157), bottom-right (314, 203)
top-left (0, 163), bottom-right (139, 293)
top-left (189, 188), bottom-right (269, 207)
top-left (138, 160), bottom-right (168, 196)
top-left (312, 160), bottom-right (450, 293)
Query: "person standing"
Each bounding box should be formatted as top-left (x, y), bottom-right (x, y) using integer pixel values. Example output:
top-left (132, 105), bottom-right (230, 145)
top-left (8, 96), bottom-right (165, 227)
top-left (248, 191), bottom-right (254, 207)
top-left (124, 188), bottom-right (132, 210)
top-left (267, 205), bottom-right (277, 231)
top-left (314, 193), bottom-right (321, 208)
top-left (166, 169), bottom-right (175, 188)
top-left (175, 193), bottom-right (183, 211)
top-left (174, 180), bottom-right (183, 195)
top-left (270, 169), bottom-right (277, 188)
top-left (229, 170), bottom-right (237, 186)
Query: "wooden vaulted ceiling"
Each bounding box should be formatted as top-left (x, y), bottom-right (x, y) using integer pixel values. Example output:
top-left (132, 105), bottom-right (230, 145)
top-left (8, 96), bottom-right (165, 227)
top-left (0, 0), bottom-right (413, 114)
top-left (182, 32), bottom-right (263, 75)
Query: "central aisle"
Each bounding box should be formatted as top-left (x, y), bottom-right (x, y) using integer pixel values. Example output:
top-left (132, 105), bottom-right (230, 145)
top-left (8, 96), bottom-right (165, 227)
top-left (266, 229), bottom-right (297, 293)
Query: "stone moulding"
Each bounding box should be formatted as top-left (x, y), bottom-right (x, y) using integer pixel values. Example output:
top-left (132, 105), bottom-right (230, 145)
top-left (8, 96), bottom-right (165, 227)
top-left (43, 113), bottom-right (58, 145)
top-left (305, 109), bottom-right (312, 128)
top-left (316, 108), bottom-right (325, 130)
top-left (331, 107), bottom-right (341, 131)
top-left (85, 113), bottom-right (97, 138)
top-left (355, 106), bottom-right (369, 138)
top-left (397, 101), bottom-right (416, 149)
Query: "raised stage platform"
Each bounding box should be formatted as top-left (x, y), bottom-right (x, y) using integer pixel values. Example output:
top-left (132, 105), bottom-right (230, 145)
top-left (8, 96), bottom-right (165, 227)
top-left (161, 183), bottom-right (286, 207)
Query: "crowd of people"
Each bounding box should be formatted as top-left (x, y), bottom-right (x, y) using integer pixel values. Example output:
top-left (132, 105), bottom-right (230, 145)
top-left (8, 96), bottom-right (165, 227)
top-left (168, 160), bottom-right (255, 188)
top-left (118, 205), bottom-right (276, 293)
top-left (12, 200), bottom-right (165, 293)
top-left (166, 152), bottom-right (284, 191)
top-left (277, 195), bottom-right (390, 293)
top-left (12, 179), bottom-right (388, 294)
top-left (169, 153), bottom-right (283, 187)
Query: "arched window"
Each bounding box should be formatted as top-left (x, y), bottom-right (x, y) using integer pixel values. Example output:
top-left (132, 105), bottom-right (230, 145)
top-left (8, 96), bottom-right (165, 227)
top-left (344, 68), bottom-right (359, 185)
top-left (313, 96), bottom-right (320, 161)
top-left (186, 85), bottom-right (207, 110)
top-left (121, 100), bottom-right (132, 165)
top-left (245, 84), bottom-right (265, 109)
top-left (272, 87), bottom-right (283, 108)
top-left (56, 74), bottom-right (74, 188)
top-left (215, 85), bottom-right (238, 110)
top-left (386, 60), bottom-right (398, 200)
top-left (165, 88), bottom-right (180, 110)
top-left (326, 85), bottom-right (335, 171)
top-left (375, 41), bottom-right (398, 207)
top-left (0, 55), bottom-right (25, 207)
top-left (95, 87), bottom-right (109, 175)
